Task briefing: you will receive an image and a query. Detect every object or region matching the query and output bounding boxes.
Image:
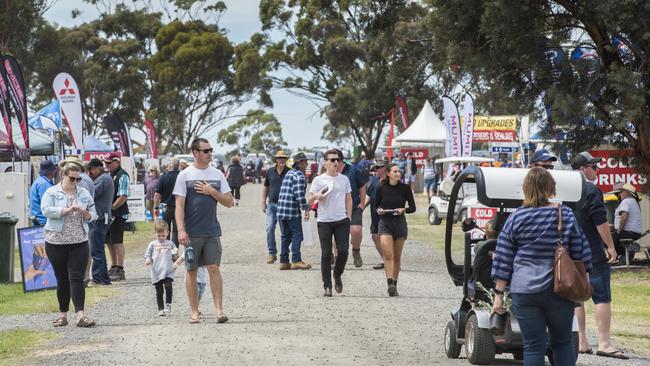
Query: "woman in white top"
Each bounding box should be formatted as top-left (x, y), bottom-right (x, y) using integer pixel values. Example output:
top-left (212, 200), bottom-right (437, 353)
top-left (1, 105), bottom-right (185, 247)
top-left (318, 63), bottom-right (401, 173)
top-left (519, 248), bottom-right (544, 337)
top-left (611, 183), bottom-right (643, 259)
top-left (308, 149), bottom-right (352, 297)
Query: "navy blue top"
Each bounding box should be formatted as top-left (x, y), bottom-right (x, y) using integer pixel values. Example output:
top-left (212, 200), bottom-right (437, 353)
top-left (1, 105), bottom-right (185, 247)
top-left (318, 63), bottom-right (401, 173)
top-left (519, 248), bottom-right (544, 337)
top-left (264, 165), bottom-right (289, 203)
top-left (574, 182), bottom-right (608, 264)
top-left (342, 162), bottom-right (367, 207)
top-left (492, 205), bottom-right (592, 294)
top-left (367, 175), bottom-right (380, 225)
top-left (155, 169), bottom-right (180, 208)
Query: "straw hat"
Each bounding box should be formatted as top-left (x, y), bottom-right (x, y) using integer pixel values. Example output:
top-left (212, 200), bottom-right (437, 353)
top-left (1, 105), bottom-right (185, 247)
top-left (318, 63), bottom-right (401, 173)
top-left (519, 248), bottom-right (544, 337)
top-left (274, 150), bottom-right (289, 159)
top-left (610, 182), bottom-right (639, 200)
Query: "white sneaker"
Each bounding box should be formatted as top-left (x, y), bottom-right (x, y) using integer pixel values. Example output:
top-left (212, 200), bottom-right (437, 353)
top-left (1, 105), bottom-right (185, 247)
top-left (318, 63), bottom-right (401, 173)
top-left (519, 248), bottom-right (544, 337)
top-left (163, 303), bottom-right (171, 316)
top-left (158, 310), bottom-right (165, 317)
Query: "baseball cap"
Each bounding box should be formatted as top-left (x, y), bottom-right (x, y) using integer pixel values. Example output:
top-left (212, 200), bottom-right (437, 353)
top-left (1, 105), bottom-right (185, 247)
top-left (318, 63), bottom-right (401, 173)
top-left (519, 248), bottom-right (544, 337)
top-left (571, 151), bottom-right (601, 170)
top-left (530, 149), bottom-right (557, 164)
top-left (102, 154), bottom-right (121, 163)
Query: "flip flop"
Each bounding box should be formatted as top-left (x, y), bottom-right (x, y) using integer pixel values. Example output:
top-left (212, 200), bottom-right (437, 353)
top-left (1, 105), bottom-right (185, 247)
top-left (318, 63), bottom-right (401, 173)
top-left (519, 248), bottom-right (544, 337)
top-left (189, 317), bottom-right (200, 324)
top-left (578, 348), bottom-right (592, 354)
top-left (217, 314), bottom-right (228, 324)
top-left (595, 350), bottom-right (629, 359)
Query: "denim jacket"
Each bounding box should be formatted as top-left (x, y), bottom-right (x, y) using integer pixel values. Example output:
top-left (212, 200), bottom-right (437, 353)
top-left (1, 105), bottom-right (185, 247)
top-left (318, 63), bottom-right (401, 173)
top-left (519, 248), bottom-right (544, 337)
top-left (41, 183), bottom-right (98, 233)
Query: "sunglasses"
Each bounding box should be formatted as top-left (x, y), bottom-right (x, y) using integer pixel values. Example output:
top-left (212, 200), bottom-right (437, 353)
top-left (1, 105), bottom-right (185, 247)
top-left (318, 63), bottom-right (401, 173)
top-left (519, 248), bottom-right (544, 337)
top-left (590, 164), bottom-right (598, 170)
top-left (194, 148), bottom-right (213, 154)
top-left (67, 176), bottom-right (82, 183)
top-left (328, 158), bottom-right (341, 163)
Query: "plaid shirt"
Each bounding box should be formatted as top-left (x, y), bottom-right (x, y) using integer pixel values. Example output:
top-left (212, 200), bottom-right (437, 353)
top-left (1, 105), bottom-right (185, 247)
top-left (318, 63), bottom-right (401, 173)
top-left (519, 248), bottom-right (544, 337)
top-left (277, 168), bottom-right (308, 220)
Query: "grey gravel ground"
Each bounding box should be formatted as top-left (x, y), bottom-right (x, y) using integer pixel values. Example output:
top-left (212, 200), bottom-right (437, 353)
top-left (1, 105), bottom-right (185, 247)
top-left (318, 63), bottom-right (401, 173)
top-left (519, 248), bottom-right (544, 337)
top-left (3, 184), bottom-right (648, 365)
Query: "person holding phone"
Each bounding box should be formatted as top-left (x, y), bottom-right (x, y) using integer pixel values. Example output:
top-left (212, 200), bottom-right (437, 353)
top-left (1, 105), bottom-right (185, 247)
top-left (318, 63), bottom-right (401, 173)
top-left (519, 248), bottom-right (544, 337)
top-left (375, 163), bottom-right (416, 296)
top-left (41, 163), bottom-right (98, 327)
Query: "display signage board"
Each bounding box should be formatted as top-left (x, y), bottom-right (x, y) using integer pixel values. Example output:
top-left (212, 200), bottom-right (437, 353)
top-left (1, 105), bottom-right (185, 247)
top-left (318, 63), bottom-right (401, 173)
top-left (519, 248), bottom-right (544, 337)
top-left (83, 151), bottom-right (122, 161)
top-left (127, 184), bottom-right (145, 222)
top-left (590, 149), bottom-right (647, 193)
top-left (473, 116), bottom-right (517, 142)
top-left (17, 227), bottom-right (57, 292)
top-left (469, 207), bottom-right (498, 240)
top-left (400, 148), bottom-right (429, 168)
top-left (491, 146), bottom-right (519, 153)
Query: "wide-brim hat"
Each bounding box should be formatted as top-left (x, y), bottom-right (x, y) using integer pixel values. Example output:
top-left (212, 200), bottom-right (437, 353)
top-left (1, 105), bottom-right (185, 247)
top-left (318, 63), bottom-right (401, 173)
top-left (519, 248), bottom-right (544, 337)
top-left (292, 152), bottom-right (308, 162)
top-left (39, 160), bottom-right (58, 175)
top-left (274, 150), bottom-right (289, 159)
top-left (609, 182), bottom-right (639, 200)
top-left (373, 159), bottom-right (388, 168)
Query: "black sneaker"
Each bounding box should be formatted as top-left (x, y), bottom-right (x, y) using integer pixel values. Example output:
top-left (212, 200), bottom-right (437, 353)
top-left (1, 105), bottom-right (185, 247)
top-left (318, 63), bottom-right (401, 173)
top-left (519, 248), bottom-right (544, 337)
top-left (323, 288), bottom-right (333, 297)
top-left (388, 283), bottom-right (398, 297)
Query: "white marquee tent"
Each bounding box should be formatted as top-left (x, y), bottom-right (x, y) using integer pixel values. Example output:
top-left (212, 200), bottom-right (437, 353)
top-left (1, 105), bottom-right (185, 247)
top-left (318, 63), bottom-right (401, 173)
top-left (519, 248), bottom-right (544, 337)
top-left (392, 100), bottom-right (446, 147)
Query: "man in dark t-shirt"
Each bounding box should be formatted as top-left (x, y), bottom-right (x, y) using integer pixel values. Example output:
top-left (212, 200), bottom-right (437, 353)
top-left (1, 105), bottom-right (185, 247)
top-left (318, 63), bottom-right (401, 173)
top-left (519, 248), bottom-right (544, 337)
top-left (572, 151), bottom-right (626, 358)
top-left (262, 150), bottom-right (290, 264)
top-left (154, 158), bottom-right (181, 246)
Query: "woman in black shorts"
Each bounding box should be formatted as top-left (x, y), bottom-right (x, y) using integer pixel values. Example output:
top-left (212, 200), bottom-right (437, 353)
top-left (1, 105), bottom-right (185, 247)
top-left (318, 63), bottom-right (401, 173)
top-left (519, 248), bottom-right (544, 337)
top-left (376, 163), bottom-right (416, 296)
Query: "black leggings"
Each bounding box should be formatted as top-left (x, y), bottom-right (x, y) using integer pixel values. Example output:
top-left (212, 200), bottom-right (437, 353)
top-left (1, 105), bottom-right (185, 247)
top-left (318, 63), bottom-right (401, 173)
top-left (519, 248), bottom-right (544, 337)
top-left (154, 278), bottom-right (173, 310)
top-left (317, 218), bottom-right (350, 289)
top-left (45, 242), bottom-right (89, 313)
top-left (232, 186), bottom-right (241, 200)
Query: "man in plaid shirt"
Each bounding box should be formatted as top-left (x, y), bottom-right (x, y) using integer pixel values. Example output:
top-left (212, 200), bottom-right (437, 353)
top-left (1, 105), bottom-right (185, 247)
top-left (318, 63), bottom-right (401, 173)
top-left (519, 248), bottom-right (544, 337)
top-left (276, 152), bottom-right (312, 270)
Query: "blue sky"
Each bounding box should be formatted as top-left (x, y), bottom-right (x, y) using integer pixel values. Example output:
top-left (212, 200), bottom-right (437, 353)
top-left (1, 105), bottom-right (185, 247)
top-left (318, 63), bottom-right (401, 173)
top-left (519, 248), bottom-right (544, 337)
top-left (43, 0), bottom-right (329, 151)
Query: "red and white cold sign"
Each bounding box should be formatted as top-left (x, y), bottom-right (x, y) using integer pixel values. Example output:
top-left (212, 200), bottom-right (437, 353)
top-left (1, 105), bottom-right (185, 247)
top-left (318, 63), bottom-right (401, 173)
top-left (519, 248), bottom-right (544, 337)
top-left (469, 207), bottom-right (497, 230)
top-left (401, 148), bottom-right (429, 168)
top-left (589, 149), bottom-right (647, 193)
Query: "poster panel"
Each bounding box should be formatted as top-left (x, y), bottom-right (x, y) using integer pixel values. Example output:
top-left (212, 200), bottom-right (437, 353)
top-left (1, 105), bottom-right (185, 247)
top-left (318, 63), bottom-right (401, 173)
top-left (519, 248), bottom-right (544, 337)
top-left (17, 227), bottom-right (57, 292)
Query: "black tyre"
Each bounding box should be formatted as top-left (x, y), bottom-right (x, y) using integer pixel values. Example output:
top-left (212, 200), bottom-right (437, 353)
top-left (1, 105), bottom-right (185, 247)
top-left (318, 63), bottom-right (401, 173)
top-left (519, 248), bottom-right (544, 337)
top-left (428, 208), bottom-right (442, 225)
top-left (465, 314), bottom-right (496, 365)
top-left (444, 320), bottom-right (462, 358)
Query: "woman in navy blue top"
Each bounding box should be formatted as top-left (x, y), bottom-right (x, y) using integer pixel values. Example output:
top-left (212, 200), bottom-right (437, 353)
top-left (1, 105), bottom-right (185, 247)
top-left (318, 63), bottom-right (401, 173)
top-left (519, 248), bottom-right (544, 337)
top-left (491, 167), bottom-right (592, 366)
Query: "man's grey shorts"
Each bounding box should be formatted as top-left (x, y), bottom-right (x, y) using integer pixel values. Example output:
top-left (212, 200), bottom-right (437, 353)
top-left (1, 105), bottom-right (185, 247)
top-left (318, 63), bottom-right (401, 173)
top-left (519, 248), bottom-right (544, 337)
top-left (351, 207), bottom-right (363, 226)
top-left (188, 236), bottom-right (222, 270)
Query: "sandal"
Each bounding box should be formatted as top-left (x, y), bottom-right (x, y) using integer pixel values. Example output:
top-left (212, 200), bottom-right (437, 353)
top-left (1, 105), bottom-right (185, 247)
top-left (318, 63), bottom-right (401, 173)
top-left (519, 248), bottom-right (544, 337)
top-left (217, 314), bottom-right (229, 324)
top-left (76, 315), bottom-right (96, 328)
top-left (189, 317), bottom-right (200, 324)
top-left (595, 350), bottom-right (629, 359)
top-left (52, 317), bottom-right (68, 327)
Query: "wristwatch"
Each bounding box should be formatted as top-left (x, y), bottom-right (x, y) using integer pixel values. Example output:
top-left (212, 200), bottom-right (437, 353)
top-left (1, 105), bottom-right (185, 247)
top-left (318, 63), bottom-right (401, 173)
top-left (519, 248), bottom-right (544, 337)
top-left (494, 288), bottom-right (505, 295)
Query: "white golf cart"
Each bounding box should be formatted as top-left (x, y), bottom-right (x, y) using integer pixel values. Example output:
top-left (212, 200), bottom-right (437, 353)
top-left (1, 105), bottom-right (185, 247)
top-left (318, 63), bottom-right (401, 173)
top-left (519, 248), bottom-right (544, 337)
top-left (428, 157), bottom-right (495, 225)
top-left (443, 166), bottom-right (585, 365)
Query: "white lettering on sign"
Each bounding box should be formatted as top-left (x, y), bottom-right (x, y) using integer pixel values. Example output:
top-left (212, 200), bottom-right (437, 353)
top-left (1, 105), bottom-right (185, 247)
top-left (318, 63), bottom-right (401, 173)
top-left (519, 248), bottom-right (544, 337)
top-left (469, 207), bottom-right (497, 230)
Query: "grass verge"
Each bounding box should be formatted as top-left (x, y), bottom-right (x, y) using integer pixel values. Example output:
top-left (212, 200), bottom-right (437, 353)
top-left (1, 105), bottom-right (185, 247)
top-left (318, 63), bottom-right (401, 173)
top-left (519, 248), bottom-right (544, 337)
top-left (408, 196), bottom-right (650, 358)
top-left (0, 329), bottom-right (56, 366)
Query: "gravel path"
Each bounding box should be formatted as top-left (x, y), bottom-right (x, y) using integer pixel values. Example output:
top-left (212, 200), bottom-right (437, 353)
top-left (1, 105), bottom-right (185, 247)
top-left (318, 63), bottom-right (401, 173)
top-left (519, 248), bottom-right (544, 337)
top-left (4, 184), bottom-right (648, 365)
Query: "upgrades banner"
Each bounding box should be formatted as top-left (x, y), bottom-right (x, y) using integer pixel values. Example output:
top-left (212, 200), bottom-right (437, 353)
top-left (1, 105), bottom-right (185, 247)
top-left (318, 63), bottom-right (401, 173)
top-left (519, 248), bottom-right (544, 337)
top-left (472, 116), bottom-right (517, 142)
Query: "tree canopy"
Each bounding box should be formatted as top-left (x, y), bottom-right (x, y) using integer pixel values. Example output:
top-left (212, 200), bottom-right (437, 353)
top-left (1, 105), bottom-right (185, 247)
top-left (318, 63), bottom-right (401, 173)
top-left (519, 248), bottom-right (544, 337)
top-left (216, 109), bottom-right (286, 157)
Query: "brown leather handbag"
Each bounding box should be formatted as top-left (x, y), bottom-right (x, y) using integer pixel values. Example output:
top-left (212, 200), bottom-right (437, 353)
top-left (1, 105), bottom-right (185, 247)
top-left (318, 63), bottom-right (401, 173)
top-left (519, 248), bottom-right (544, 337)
top-left (554, 205), bottom-right (593, 303)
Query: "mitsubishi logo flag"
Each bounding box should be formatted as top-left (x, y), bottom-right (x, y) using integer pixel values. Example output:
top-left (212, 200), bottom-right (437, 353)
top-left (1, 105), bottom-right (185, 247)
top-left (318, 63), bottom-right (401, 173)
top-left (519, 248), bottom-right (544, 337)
top-left (442, 96), bottom-right (462, 157)
top-left (103, 113), bottom-right (133, 157)
top-left (53, 73), bottom-right (83, 149)
top-left (461, 94), bottom-right (474, 157)
top-left (144, 119), bottom-right (157, 158)
top-left (2, 55), bottom-right (29, 149)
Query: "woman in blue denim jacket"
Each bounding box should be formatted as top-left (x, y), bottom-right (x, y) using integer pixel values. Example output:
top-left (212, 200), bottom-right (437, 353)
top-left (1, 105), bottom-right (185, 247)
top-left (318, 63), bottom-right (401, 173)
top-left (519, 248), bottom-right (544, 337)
top-left (41, 163), bottom-right (98, 328)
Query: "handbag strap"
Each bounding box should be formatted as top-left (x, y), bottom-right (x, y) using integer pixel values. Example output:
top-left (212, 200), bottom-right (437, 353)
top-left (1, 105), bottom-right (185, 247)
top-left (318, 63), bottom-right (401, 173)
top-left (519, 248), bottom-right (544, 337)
top-left (557, 204), bottom-right (564, 247)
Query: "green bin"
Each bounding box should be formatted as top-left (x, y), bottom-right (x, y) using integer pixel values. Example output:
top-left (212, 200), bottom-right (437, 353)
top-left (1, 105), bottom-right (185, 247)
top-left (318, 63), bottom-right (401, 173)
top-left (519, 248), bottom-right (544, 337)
top-left (0, 213), bottom-right (18, 283)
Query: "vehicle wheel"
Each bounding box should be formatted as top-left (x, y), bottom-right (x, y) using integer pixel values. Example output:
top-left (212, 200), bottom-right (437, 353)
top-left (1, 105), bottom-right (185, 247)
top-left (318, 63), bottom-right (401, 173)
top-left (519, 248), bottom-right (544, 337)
top-left (444, 320), bottom-right (462, 359)
top-left (428, 208), bottom-right (442, 225)
top-left (465, 314), bottom-right (495, 365)
top-left (512, 350), bottom-right (524, 360)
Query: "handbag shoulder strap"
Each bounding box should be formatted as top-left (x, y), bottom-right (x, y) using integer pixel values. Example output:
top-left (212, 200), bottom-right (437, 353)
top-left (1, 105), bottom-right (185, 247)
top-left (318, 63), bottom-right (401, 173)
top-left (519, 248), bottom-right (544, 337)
top-left (557, 204), bottom-right (564, 246)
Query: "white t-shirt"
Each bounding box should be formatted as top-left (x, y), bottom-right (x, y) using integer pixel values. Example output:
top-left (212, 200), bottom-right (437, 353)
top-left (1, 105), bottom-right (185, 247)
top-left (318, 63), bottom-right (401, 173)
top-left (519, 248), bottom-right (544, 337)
top-left (173, 164), bottom-right (231, 237)
top-left (310, 173), bottom-right (351, 222)
top-left (614, 196), bottom-right (643, 233)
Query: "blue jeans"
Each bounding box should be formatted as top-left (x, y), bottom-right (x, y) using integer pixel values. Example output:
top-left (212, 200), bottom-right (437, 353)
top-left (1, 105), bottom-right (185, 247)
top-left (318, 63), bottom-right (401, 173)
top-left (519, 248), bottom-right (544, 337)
top-left (424, 178), bottom-right (436, 195)
top-left (511, 286), bottom-right (575, 366)
top-left (266, 202), bottom-right (280, 255)
top-left (279, 217), bottom-right (303, 263)
top-left (89, 221), bottom-right (111, 284)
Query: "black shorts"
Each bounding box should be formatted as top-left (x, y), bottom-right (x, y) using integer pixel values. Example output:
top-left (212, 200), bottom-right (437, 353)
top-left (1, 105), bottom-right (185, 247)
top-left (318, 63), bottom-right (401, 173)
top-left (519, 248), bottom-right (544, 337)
top-left (107, 216), bottom-right (126, 245)
top-left (378, 214), bottom-right (408, 240)
top-left (351, 207), bottom-right (363, 226)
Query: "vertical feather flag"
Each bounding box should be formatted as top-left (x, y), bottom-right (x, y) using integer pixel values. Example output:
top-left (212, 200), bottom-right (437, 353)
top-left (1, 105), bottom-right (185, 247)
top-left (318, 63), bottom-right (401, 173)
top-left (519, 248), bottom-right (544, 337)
top-left (443, 96), bottom-right (462, 158)
top-left (2, 55), bottom-right (29, 148)
top-left (461, 94), bottom-right (474, 157)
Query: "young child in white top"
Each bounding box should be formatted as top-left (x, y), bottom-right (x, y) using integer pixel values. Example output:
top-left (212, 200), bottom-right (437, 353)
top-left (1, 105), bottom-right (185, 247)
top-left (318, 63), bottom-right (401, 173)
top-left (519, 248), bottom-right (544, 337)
top-left (145, 221), bottom-right (177, 316)
top-left (173, 251), bottom-right (208, 302)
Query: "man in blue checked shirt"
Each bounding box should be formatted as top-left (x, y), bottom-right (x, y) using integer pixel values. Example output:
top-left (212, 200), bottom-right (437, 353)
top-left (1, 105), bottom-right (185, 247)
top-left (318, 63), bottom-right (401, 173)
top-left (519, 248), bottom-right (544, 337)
top-left (276, 152), bottom-right (312, 270)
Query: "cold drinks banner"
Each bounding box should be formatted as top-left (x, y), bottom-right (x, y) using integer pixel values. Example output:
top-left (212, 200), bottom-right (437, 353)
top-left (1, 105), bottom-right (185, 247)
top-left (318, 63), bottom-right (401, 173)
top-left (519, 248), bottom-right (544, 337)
top-left (17, 227), bottom-right (57, 292)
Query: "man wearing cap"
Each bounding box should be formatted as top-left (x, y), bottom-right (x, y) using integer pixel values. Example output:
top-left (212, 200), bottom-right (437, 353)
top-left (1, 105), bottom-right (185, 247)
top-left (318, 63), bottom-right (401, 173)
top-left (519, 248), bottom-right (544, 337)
top-left (571, 151), bottom-right (626, 359)
top-left (87, 158), bottom-right (114, 285)
top-left (103, 155), bottom-right (130, 281)
top-left (262, 150), bottom-right (290, 264)
top-left (611, 183), bottom-right (643, 260)
top-left (528, 149), bottom-right (557, 169)
top-left (365, 159), bottom-right (388, 269)
top-left (29, 160), bottom-right (58, 226)
top-left (276, 152), bottom-right (312, 270)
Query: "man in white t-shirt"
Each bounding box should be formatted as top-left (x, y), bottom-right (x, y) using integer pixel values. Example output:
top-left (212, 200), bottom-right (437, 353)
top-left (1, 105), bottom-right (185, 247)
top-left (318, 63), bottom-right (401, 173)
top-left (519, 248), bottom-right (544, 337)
top-left (174, 138), bottom-right (233, 324)
top-left (611, 183), bottom-right (643, 259)
top-left (308, 149), bottom-right (352, 297)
